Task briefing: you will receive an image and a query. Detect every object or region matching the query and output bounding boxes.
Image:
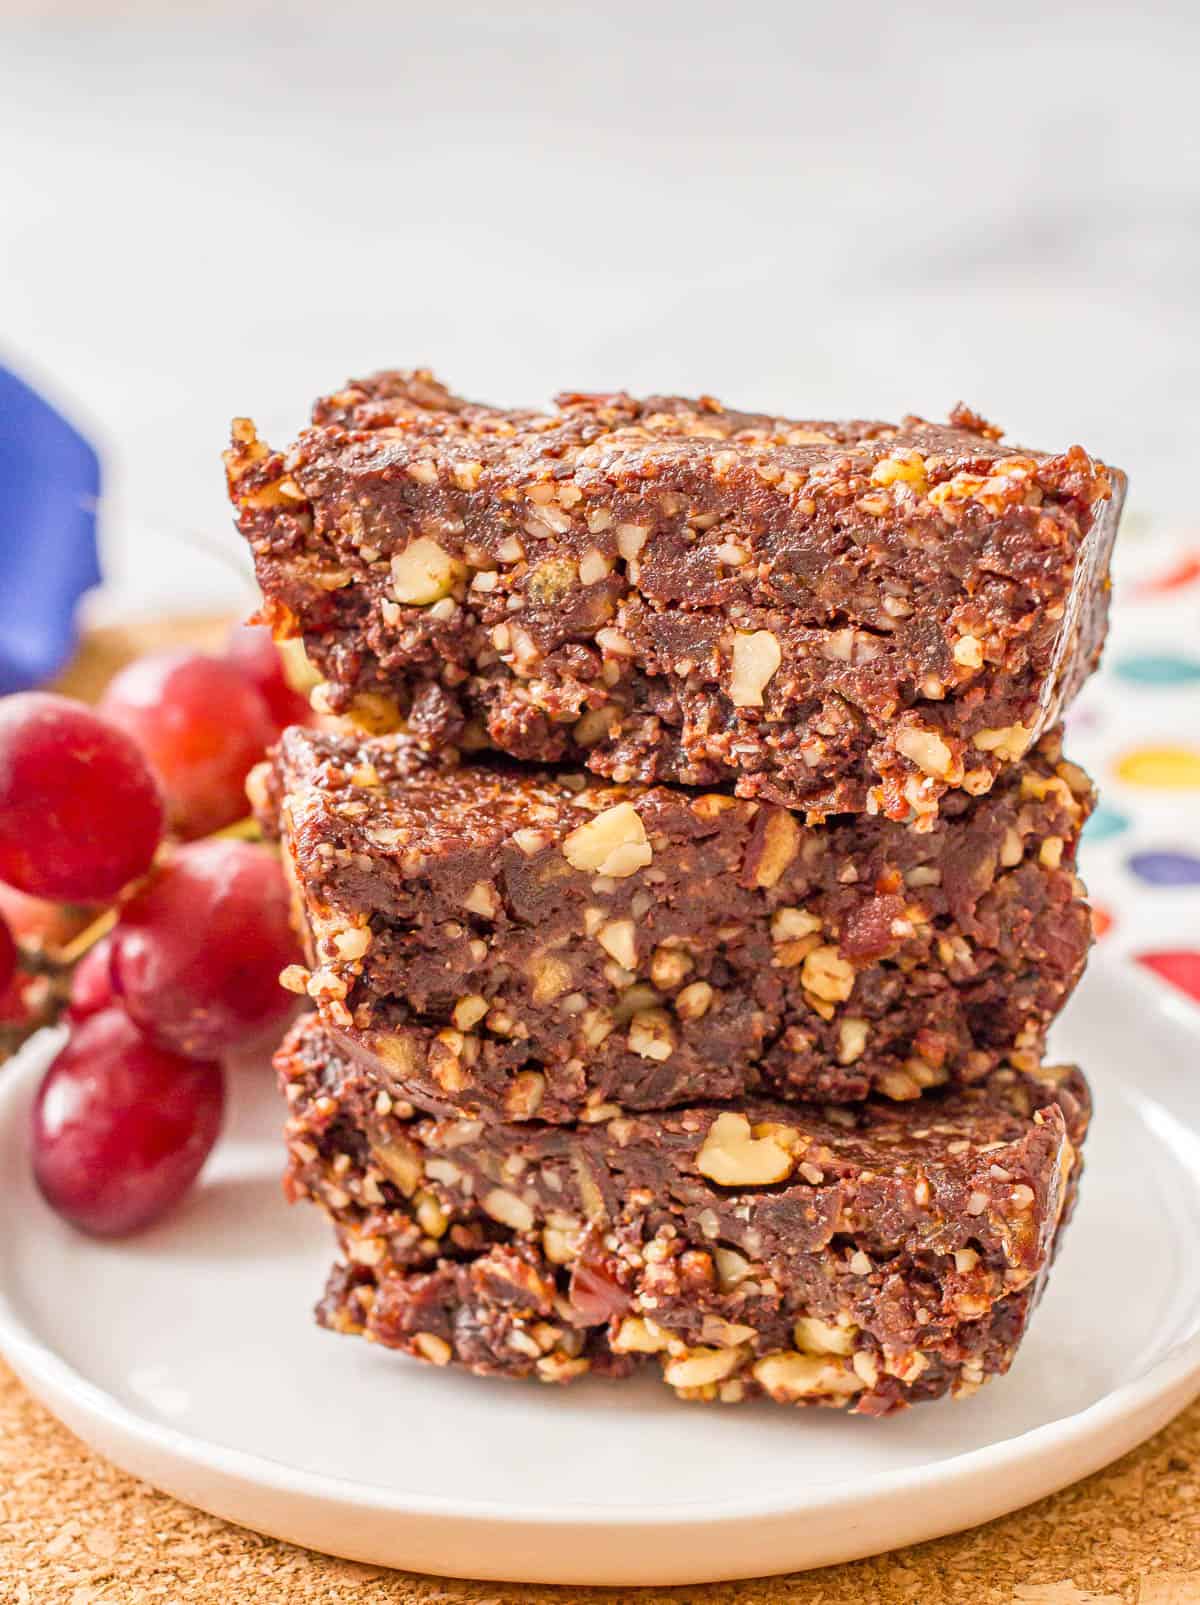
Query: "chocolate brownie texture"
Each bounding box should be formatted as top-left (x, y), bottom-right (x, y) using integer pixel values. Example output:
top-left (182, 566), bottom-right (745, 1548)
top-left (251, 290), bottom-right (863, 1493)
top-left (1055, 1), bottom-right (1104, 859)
top-left (279, 1016), bottom-right (1089, 1414)
top-left (227, 371), bottom-right (1124, 823)
top-left (258, 725), bottom-right (1094, 1117)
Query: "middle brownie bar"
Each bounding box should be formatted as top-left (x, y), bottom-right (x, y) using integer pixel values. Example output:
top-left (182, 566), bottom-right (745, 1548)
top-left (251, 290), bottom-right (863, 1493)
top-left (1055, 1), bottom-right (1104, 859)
top-left (263, 724), bottom-right (1094, 1120)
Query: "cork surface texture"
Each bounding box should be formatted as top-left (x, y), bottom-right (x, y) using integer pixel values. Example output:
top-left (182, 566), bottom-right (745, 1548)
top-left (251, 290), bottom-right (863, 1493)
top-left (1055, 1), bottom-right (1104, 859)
top-left (1, 619), bottom-right (1197, 1604)
top-left (2, 1358), bottom-right (1199, 1603)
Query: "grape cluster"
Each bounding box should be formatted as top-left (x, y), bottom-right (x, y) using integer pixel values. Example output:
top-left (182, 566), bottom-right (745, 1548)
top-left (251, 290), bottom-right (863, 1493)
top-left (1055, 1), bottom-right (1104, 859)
top-left (0, 626), bottom-right (309, 1237)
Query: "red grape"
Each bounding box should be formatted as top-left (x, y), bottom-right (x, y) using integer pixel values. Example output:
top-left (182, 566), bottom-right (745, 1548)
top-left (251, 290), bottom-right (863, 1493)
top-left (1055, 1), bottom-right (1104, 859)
top-left (110, 838), bottom-right (301, 1057)
top-left (224, 622), bottom-right (312, 732)
top-left (99, 650), bottom-right (277, 839)
top-left (0, 882), bottom-right (94, 957)
top-left (0, 913), bottom-right (15, 996)
top-left (67, 932), bottom-right (116, 1021)
top-left (0, 693), bottom-right (164, 901)
top-left (32, 1007), bottom-right (224, 1236)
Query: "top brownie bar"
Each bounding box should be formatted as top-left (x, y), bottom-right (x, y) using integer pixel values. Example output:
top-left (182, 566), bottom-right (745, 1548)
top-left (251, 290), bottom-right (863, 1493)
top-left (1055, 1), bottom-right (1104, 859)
top-left (227, 371), bottom-right (1124, 822)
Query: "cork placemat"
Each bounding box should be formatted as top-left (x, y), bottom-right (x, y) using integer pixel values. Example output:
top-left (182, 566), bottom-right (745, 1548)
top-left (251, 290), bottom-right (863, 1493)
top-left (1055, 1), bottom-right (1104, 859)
top-left (3, 619), bottom-right (1199, 1604)
top-left (2, 1359), bottom-right (1199, 1604)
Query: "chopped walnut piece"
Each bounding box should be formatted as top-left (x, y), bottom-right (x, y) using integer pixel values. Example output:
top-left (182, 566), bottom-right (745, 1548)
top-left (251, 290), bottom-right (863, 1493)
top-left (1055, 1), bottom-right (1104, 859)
top-left (616, 523), bottom-right (649, 560)
top-left (331, 926), bottom-right (370, 962)
top-left (578, 548), bottom-right (614, 584)
top-left (415, 1191), bottom-right (449, 1239)
top-left (877, 1068), bottom-right (921, 1100)
top-left (411, 1332), bottom-right (453, 1366)
top-left (753, 1352), bottom-right (864, 1400)
top-left (370, 1032), bottom-right (418, 1077)
top-left (870, 450), bottom-right (927, 489)
top-left (537, 1353), bottom-right (591, 1384)
top-left (663, 1345), bottom-right (746, 1389)
top-left (579, 1006), bottom-right (615, 1047)
top-left (429, 1031), bottom-right (468, 1092)
top-left (973, 723), bottom-right (1034, 760)
top-left (771, 906), bottom-right (821, 942)
top-left (650, 946), bottom-right (693, 989)
top-left (794, 1316), bottom-right (857, 1356)
top-left (505, 1071), bottom-right (546, 1120)
top-left (596, 918), bottom-right (637, 970)
top-left (574, 706), bottom-right (619, 747)
top-left (896, 726), bottom-right (955, 779)
top-left (691, 793), bottom-right (737, 821)
top-left (542, 1225), bottom-right (575, 1264)
top-left (612, 1317), bottom-right (671, 1354)
top-left (390, 537), bottom-right (463, 605)
top-left (1039, 836), bottom-right (1064, 869)
top-left (372, 1138), bottom-right (423, 1197)
top-left (512, 827), bottom-right (551, 856)
top-left (730, 630), bottom-right (782, 707)
top-left (837, 1017), bottom-right (869, 1064)
top-left (452, 994), bottom-right (489, 1031)
top-left (628, 1007), bottom-right (675, 1062)
top-left (714, 1246), bottom-right (752, 1289)
top-left (674, 981), bottom-right (714, 1021)
top-left (528, 953), bottom-right (573, 1004)
top-left (482, 1187), bottom-right (535, 1232)
top-left (743, 808), bottom-right (800, 888)
top-left (462, 880), bottom-right (499, 918)
top-left (695, 1112), bottom-right (795, 1187)
top-left (562, 803), bottom-right (653, 877)
top-left (801, 944), bottom-right (856, 1003)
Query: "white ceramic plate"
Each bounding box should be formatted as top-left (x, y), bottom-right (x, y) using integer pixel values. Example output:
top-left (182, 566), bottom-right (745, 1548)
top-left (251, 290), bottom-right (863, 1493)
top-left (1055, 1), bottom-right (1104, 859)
top-left (1, 960), bottom-right (1199, 1587)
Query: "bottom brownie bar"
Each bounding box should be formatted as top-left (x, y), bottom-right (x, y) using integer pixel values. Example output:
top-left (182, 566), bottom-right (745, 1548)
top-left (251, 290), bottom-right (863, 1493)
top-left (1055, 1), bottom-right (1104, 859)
top-left (318, 1256), bottom-right (1040, 1414)
top-left (279, 1017), bottom-right (1089, 1415)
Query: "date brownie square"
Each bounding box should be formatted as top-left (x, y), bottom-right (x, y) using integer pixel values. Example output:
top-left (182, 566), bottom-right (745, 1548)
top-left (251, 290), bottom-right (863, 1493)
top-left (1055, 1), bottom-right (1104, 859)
top-left (259, 725), bottom-right (1095, 1119)
top-left (228, 371), bottom-right (1124, 823)
top-left (279, 1016), bottom-right (1089, 1415)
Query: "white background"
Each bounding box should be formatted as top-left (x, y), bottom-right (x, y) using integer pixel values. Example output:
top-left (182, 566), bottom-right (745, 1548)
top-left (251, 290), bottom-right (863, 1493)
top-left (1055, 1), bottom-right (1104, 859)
top-left (2, 0), bottom-right (1198, 615)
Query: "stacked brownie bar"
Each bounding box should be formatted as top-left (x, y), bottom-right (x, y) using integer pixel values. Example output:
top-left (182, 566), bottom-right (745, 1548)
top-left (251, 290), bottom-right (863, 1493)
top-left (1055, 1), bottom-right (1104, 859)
top-left (230, 372), bottom-right (1125, 1414)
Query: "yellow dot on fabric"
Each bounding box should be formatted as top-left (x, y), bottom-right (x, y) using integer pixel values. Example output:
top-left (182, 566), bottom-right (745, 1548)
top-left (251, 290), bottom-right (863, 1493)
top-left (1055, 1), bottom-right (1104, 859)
top-left (1114, 746), bottom-right (1200, 789)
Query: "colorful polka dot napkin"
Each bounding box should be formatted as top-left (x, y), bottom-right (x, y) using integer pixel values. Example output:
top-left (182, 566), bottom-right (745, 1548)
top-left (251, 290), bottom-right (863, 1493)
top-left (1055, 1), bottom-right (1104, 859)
top-left (1067, 532), bottom-right (1200, 1007)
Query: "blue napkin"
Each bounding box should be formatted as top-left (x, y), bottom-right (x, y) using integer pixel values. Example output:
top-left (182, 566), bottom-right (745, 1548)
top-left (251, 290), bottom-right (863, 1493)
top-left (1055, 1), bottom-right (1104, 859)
top-left (0, 366), bottom-right (102, 693)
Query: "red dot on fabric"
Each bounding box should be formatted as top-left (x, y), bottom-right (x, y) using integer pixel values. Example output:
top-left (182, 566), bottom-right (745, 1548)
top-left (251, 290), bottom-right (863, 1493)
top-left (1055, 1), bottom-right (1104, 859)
top-left (1137, 950), bottom-right (1200, 1004)
top-left (1091, 906), bottom-right (1115, 939)
top-left (1134, 550), bottom-right (1200, 597)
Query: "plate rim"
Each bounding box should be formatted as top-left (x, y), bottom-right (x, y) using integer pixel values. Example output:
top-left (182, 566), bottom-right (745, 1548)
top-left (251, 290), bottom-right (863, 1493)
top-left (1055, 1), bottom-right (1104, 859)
top-left (2, 958), bottom-right (1199, 1537)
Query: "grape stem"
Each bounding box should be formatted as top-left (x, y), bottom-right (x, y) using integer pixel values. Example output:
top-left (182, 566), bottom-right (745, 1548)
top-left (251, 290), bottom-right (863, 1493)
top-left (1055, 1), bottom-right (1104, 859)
top-left (57, 906), bottom-right (118, 966)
